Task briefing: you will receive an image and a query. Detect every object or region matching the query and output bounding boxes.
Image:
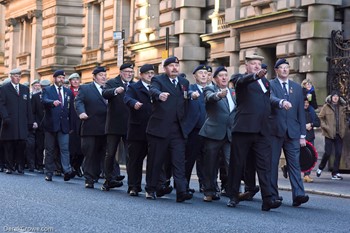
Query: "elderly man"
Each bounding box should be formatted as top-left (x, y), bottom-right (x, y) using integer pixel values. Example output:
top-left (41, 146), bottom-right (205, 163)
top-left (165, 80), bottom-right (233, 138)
top-left (42, 70), bottom-right (76, 182)
top-left (145, 56), bottom-right (200, 202)
top-left (0, 68), bottom-right (34, 174)
top-left (101, 63), bottom-right (134, 190)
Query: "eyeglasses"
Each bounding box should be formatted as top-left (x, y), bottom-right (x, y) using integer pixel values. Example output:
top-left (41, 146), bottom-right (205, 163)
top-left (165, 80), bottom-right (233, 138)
top-left (122, 70), bottom-right (134, 74)
top-left (278, 66), bottom-right (290, 70)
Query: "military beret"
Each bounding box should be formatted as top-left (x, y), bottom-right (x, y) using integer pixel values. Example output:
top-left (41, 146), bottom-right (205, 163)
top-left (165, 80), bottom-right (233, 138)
top-left (69, 73), bottom-right (80, 80)
top-left (192, 64), bottom-right (208, 74)
top-left (213, 66), bottom-right (227, 78)
top-left (140, 64), bottom-right (154, 73)
top-left (92, 66), bottom-right (106, 75)
top-left (274, 58), bottom-right (289, 68)
top-left (22, 82), bottom-right (29, 87)
top-left (9, 68), bottom-right (21, 75)
top-left (53, 70), bottom-right (65, 77)
top-left (120, 63), bottom-right (134, 70)
top-left (245, 54), bottom-right (264, 61)
top-left (31, 79), bottom-right (40, 85)
top-left (64, 78), bottom-right (69, 84)
top-left (163, 56), bottom-right (179, 67)
top-left (207, 66), bottom-right (213, 73)
top-left (40, 79), bottom-right (51, 86)
top-left (261, 64), bottom-right (268, 69)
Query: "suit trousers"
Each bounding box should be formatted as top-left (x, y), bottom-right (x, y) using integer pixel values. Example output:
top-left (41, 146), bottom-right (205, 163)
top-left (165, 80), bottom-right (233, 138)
top-left (25, 131), bottom-right (36, 170)
top-left (146, 122), bottom-right (187, 194)
top-left (227, 132), bottom-right (272, 202)
top-left (319, 135), bottom-right (343, 175)
top-left (82, 135), bottom-right (106, 183)
top-left (3, 140), bottom-right (26, 169)
top-left (270, 135), bottom-right (305, 200)
top-left (127, 140), bottom-right (147, 190)
top-left (104, 134), bottom-right (126, 181)
top-left (44, 131), bottom-right (72, 176)
top-left (185, 128), bottom-right (205, 187)
top-left (35, 130), bottom-right (45, 169)
top-left (202, 137), bottom-right (230, 196)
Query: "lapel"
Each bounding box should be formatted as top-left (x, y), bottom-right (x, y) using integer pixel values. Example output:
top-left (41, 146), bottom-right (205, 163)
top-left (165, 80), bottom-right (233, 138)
top-left (51, 85), bottom-right (59, 100)
top-left (8, 83), bottom-right (19, 97)
top-left (165, 76), bottom-right (178, 95)
top-left (90, 83), bottom-right (107, 106)
top-left (215, 85), bottom-right (230, 112)
top-left (136, 81), bottom-right (149, 98)
top-left (272, 78), bottom-right (285, 98)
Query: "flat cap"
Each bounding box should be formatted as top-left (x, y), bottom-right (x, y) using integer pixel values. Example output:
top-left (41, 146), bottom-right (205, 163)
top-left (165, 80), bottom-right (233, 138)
top-left (31, 79), bottom-right (40, 85)
top-left (245, 54), bottom-right (264, 61)
top-left (140, 64), bottom-right (154, 73)
top-left (22, 82), bottom-right (29, 87)
top-left (10, 68), bottom-right (21, 75)
top-left (261, 64), bottom-right (268, 69)
top-left (213, 66), bottom-right (227, 78)
top-left (193, 64), bottom-right (208, 74)
top-left (120, 63), bottom-right (134, 70)
top-left (40, 79), bottom-right (51, 86)
top-left (163, 56), bottom-right (179, 67)
top-left (92, 66), bottom-right (106, 75)
top-left (274, 58), bottom-right (289, 68)
top-left (53, 70), bottom-right (65, 77)
top-left (69, 73), bottom-right (80, 80)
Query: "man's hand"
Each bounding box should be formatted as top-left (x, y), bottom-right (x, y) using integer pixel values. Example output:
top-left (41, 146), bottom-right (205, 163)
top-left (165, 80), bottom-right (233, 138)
top-left (217, 89), bottom-right (228, 98)
top-left (134, 102), bottom-right (143, 110)
top-left (33, 122), bottom-right (38, 129)
top-left (114, 87), bottom-right (125, 95)
top-left (256, 69), bottom-right (267, 78)
top-left (306, 123), bottom-right (312, 131)
top-left (282, 100), bottom-right (292, 110)
top-left (159, 92), bottom-right (170, 102)
top-left (53, 100), bottom-right (61, 107)
top-left (79, 113), bottom-right (88, 120)
top-left (191, 91), bottom-right (200, 100)
top-left (300, 138), bottom-right (306, 147)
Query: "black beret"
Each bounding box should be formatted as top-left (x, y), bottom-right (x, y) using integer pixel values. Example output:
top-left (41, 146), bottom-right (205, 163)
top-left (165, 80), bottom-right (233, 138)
top-left (261, 64), bottom-right (267, 69)
top-left (163, 56), bottom-right (179, 67)
top-left (92, 66), bottom-right (106, 75)
top-left (213, 66), bottom-right (227, 78)
top-left (120, 63), bottom-right (134, 70)
top-left (53, 70), bottom-right (65, 77)
top-left (207, 66), bottom-right (213, 73)
top-left (274, 58), bottom-right (289, 68)
top-left (140, 64), bottom-right (154, 73)
top-left (193, 64), bottom-right (209, 74)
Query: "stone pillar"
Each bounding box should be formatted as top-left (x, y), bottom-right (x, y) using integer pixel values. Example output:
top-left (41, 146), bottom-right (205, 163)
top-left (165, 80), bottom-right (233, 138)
top-left (6, 18), bottom-right (20, 71)
top-left (174, 0), bottom-right (206, 81)
top-left (0, 5), bottom-right (5, 78)
top-left (29, 10), bottom-right (42, 82)
top-left (300, 0), bottom-right (342, 102)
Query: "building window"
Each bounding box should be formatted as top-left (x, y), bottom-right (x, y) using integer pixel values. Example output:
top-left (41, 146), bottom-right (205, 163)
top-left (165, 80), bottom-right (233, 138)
top-left (87, 2), bottom-right (101, 49)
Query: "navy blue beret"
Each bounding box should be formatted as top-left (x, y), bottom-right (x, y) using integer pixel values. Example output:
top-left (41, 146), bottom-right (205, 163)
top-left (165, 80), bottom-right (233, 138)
top-left (53, 70), bottom-right (65, 77)
top-left (207, 66), bottom-right (213, 73)
top-left (274, 58), bottom-right (289, 68)
top-left (261, 64), bottom-right (267, 69)
top-left (92, 66), bottom-right (106, 75)
top-left (120, 63), bottom-right (134, 70)
top-left (140, 64), bottom-right (154, 73)
top-left (193, 64), bottom-right (209, 74)
top-left (163, 56), bottom-right (179, 67)
top-left (213, 66), bottom-right (227, 78)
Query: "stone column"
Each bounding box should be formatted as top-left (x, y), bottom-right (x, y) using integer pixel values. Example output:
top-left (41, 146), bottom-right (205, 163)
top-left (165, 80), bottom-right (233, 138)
top-left (174, 0), bottom-right (206, 80)
top-left (300, 0), bottom-right (342, 101)
top-left (29, 10), bottom-right (42, 82)
top-left (6, 18), bottom-right (20, 71)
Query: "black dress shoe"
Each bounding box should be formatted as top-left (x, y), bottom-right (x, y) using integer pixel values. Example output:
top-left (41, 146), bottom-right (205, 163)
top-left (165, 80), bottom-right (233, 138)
top-left (212, 193), bottom-right (221, 200)
top-left (188, 188), bottom-right (195, 194)
top-left (5, 169), bottom-right (13, 174)
top-left (277, 196), bottom-right (283, 201)
top-left (116, 175), bottom-right (125, 181)
top-left (176, 192), bottom-right (193, 203)
top-left (101, 180), bottom-right (123, 191)
top-left (227, 198), bottom-right (239, 208)
top-left (156, 185), bottom-right (173, 197)
top-left (262, 200), bottom-right (282, 211)
top-left (292, 195), bottom-right (309, 207)
top-left (281, 165), bottom-right (288, 179)
top-left (146, 192), bottom-right (156, 200)
top-left (45, 176), bottom-right (52, 182)
top-left (63, 172), bottom-right (75, 181)
top-left (85, 182), bottom-right (94, 189)
top-left (129, 189), bottom-right (139, 197)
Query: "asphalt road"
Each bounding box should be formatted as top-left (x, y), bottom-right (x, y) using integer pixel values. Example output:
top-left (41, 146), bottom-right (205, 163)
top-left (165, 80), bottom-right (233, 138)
top-left (0, 171), bottom-right (349, 233)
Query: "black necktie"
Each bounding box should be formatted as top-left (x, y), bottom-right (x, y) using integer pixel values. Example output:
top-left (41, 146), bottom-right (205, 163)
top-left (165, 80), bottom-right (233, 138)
top-left (282, 82), bottom-right (289, 100)
top-left (172, 79), bottom-right (177, 87)
top-left (58, 87), bottom-right (63, 107)
top-left (15, 85), bottom-right (19, 95)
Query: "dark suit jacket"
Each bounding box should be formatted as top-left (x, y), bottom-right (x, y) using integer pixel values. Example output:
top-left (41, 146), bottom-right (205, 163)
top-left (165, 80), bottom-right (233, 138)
top-left (0, 82), bottom-right (32, 140)
top-left (31, 92), bottom-right (45, 131)
top-left (42, 85), bottom-right (74, 134)
top-left (231, 73), bottom-right (278, 136)
top-left (146, 73), bottom-right (190, 138)
top-left (102, 75), bottom-right (132, 135)
top-left (199, 84), bottom-right (236, 142)
top-left (182, 84), bottom-right (206, 137)
top-left (74, 83), bottom-right (107, 136)
top-left (124, 80), bottom-right (152, 141)
top-left (270, 78), bottom-right (306, 139)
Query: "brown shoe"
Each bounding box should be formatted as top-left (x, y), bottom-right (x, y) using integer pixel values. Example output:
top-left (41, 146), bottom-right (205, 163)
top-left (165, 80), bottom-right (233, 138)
top-left (203, 195), bottom-right (213, 202)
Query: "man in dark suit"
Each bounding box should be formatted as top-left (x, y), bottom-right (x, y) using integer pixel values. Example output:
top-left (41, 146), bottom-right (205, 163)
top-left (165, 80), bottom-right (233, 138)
top-left (199, 66), bottom-right (236, 202)
top-left (269, 58), bottom-right (309, 207)
top-left (42, 70), bottom-right (76, 182)
top-left (226, 54), bottom-right (282, 211)
top-left (102, 63), bottom-right (134, 190)
top-left (183, 64), bottom-right (209, 193)
top-left (0, 68), bottom-right (34, 174)
top-left (31, 79), bottom-right (51, 173)
top-left (145, 56), bottom-right (200, 202)
top-left (124, 64), bottom-right (155, 196)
